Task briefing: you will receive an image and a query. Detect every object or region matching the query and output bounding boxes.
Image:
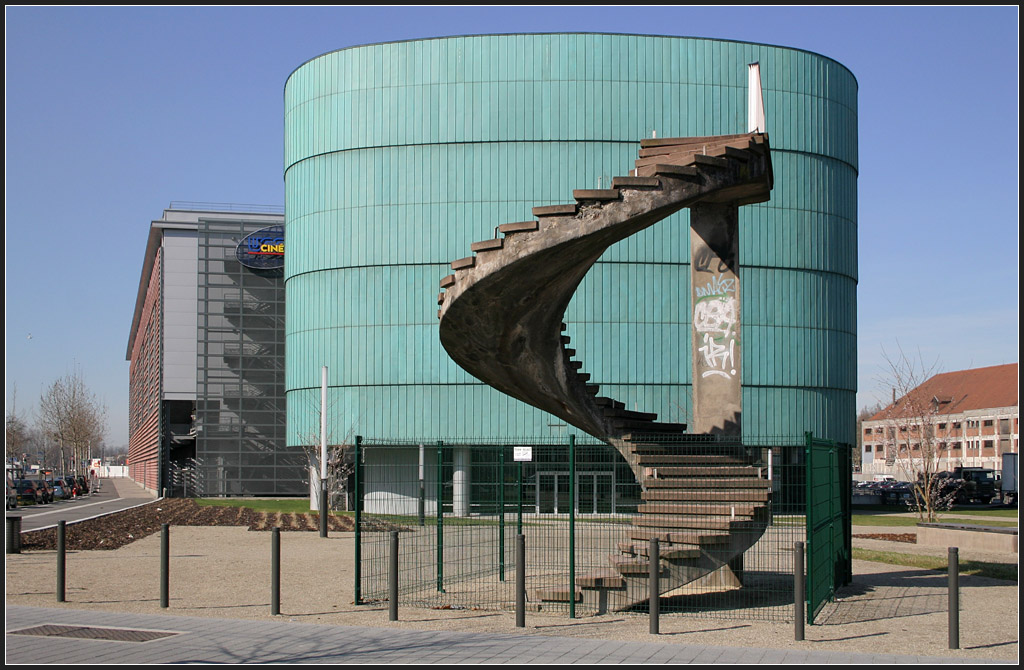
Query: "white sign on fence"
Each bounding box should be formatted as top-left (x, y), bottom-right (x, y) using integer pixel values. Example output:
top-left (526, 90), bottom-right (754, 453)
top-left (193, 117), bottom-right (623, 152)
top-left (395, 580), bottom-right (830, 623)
top-left (513, 446), bottom-right (533, 462)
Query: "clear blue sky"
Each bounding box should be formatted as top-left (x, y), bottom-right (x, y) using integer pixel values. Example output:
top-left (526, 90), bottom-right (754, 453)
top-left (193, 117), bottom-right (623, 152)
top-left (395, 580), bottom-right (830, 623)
top-left (5, 6), bottom-right (1019, 447)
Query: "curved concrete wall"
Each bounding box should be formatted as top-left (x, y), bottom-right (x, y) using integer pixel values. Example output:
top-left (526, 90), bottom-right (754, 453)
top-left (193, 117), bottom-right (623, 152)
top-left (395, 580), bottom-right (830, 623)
top-left (283, 33), bottom-right (858, 445)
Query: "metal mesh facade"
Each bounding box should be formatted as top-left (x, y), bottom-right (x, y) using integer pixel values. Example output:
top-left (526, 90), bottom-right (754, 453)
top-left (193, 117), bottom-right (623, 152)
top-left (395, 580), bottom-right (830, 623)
top-left (195, 218), bottom-right (304, 495)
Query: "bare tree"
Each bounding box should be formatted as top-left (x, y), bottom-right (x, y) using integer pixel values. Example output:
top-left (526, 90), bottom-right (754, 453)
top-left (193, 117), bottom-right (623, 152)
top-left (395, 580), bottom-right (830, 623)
top-left (292, 390), bottom-right (360, 512)
top-left (6, 386), bottom-right (30, 465)
top-left (37, 368), bottom-right (107, 476)
top-left (873, 346), bottom-right (957, 522)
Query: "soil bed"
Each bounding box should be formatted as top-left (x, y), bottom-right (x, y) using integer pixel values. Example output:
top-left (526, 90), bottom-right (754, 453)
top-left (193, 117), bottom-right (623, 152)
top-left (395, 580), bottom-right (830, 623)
top-left (19, 499), bottom-right (369, 551)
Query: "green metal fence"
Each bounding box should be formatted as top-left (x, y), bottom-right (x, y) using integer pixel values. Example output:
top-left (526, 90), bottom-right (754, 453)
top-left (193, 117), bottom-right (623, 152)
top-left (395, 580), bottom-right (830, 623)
top-left (805, 432), bottom-right (853, 622)
top-left (354, 434), bottom-right (850, 623)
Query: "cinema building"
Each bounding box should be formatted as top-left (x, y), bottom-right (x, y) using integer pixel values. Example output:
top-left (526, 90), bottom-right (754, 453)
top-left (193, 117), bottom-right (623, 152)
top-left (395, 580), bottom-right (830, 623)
top-left (126, 204), bottom-right (303, 495)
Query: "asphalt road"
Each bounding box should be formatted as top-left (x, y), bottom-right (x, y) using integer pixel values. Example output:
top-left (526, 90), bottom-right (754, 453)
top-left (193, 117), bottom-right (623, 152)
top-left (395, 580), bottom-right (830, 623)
top-left (8, 477), bottom-right (156, 532)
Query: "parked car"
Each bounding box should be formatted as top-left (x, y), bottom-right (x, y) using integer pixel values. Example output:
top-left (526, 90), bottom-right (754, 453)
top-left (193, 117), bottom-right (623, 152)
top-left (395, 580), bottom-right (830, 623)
top-left (32, 479), bottom-right (54, 504)
top-left (880, 481), bottom-right (914, 506)
top-left (62, 476), bottom-right (81, 497)
top-left (50, 479), bottom-right (69, 499)
top-left (14, 479), bottom-right (45, 505)
top-left (75, 475), bottom-right (90, 495)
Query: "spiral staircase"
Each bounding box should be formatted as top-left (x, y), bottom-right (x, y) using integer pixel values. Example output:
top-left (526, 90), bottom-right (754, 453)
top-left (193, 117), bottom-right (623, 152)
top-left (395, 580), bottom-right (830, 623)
top-left (437, 133), bottom-right (774, 611)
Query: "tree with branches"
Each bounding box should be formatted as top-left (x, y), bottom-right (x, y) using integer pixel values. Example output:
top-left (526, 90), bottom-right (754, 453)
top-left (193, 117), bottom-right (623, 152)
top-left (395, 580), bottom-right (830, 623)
top-left (873, 346), bottom-right (959, 522)
top-left (37, 369), bottom-right (107, 476)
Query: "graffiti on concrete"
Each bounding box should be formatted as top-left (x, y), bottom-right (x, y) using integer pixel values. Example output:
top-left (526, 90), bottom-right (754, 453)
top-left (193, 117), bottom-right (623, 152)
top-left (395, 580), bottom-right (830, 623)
top-left (694, 273), bottom-right (738, 379)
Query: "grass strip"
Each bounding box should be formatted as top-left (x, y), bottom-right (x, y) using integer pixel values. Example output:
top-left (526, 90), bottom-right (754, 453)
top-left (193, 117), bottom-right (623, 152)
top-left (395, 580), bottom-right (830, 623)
top-left (852, 548), bottom-right (1018, 582)
top-left (851, 514), bottom-right (1018, 528)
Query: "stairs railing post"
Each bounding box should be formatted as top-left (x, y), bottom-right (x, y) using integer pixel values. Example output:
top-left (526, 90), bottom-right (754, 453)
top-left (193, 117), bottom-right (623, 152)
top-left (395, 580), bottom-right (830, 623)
top-left (354, 436), bottom-right (362, 605)
top-left (516, 533), bottom-right (526, 628)
top-left (795, 540), bottom-right (805, 641)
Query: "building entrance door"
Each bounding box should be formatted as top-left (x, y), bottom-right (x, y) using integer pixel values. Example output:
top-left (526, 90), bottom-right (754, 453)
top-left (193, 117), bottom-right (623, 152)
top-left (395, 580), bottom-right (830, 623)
top-left (536, 471), bottom-right (569, 514)
top-left (576, 472), bottom-right (615, 514)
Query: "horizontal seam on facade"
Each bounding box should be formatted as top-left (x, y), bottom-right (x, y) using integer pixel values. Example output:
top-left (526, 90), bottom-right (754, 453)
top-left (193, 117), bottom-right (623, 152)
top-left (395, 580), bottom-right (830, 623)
top-left (284, 143), bottom-right (857, 176)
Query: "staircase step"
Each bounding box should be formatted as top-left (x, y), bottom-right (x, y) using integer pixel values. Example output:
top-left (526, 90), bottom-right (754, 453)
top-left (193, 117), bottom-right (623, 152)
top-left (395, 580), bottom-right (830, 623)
top-left (568, 360), bottom-right (583, 370)
top-left (604, 408), bottom-right (657, 421)
top-left (573, 189), bottom-right (620, 201)
top-left (693, 154), bottom-right (731, 169)
top-left (635, 453), bottom-right (750, 465)
top-left (532, 204), bottom-right (577, 217)
top-left (609, 554), bottom-right (657, 575)
top-left (647, 164), bottom-right (700, 179)
top-left (636, 502), bottom-right (760, 516)
top-left (644, 466), bottom-right (762, 478)
top-left (577, 569), bottom-right (625, 589)
top-left (439, 274), bottom-right (455, 288)
top-left (613, 419), bottom-right (687, 432)
top-left (611, 176), bottom-right (660, 188)
top-left (643, 477), bottom-right (769, 489)
top-left (633, 515), bottom-right (742, 531)
top-left (585, 384), bottom-right (600, 395)
top-left (630, 529), bottom-right (730, 546)
top-left (576, 373), bottom-right (591, 382)
top-left (633, 543), bottom-right (702, 560)
top-left (450, 256), bottom-right (475, 270)
top-left (437, 292), bottom-right (445, 305)
top-left (534, 587), bottom-right (582, 603)
top-left (470, 238), bottom-right (503, 252)
top-left (498, 220), bottom-right (539, 234)
top-left (594, 396), bottom-right (625, 410)
top-left (642, 488), bottom-right (771, 503)
top-left (640, 133), bottom-right (754, 148)
top-left (564, 348), bottom-right (576, 357)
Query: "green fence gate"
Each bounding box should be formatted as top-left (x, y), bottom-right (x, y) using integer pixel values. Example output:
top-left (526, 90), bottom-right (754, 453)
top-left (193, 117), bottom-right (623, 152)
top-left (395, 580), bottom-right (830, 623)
top-left (804, 432), bottom-right (853, 622)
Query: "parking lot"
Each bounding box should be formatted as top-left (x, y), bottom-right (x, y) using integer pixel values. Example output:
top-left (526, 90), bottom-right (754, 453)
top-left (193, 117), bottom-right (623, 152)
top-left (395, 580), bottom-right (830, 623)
top-left (6, 477), bottom-right (156, 533)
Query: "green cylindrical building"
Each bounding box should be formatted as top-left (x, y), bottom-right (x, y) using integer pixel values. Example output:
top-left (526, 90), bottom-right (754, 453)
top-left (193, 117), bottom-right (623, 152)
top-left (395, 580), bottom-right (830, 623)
top-left (283, 33), bottom-right (857, 447)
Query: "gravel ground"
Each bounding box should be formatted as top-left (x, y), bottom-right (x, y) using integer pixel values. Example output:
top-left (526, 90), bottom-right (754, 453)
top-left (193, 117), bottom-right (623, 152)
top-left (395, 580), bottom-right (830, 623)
top-left (5, 488), bottom-right (1018, 661)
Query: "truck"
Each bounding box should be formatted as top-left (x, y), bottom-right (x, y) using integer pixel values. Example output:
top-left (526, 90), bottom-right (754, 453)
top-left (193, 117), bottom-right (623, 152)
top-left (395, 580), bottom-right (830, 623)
top-left (949, 467), bottom-right (997, 505)
top-left (1000, 453), bottom-right (1018, 506)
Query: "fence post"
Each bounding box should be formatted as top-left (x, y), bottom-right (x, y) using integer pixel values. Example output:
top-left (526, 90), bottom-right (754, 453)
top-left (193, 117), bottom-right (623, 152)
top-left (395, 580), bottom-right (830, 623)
top-left (948, 547), bottom-right (959, 649)
top-left (499, 446), bottom-right (506, 582)
top-left (516, 533), bottom-right (526, 628)
top-left (794, 540), bottom-right (805, 640)
top-left (568, 434), bottom-right (576, 619)
top-left (160, 523), bottom-right (169, 608)
top-left (517, 459), bottom-right (523, 536)
top-left (418, 444), bottom-right (425, 527)
top-left (271, 527), bottom-right (280, 615)
top-left (649, 537), bottom-right (660, 634)
top-left (389, 530), bottom-right (399, 621)
top-left (57, 520), bottom-right (66, 602)
top-left (353, 436), bottom-right (362, 605)
top-left (436, 440), bottom-right (445, 593)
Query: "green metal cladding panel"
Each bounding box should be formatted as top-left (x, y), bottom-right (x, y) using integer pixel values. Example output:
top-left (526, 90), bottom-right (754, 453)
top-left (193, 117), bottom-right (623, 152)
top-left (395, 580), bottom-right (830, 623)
top-left (283, 33), bottom-right (858, 447)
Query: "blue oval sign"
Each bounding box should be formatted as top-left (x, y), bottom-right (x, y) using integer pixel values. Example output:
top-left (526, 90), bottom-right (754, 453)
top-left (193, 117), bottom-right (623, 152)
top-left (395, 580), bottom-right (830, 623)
top-left (236, 225), bottom-right (285, 272)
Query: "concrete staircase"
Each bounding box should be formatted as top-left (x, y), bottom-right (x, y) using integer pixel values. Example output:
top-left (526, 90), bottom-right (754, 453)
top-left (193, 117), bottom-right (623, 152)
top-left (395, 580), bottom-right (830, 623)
top-left (437, 133), bottom-right (774, 610)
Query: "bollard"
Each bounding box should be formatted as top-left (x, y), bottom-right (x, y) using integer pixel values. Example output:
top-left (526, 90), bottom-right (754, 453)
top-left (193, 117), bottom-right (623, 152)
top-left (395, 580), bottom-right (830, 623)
top-left (794, 541), bottom-right (805, 641)
top-left (516, 534), bottom-right (526, 628)
top-left (948, 547), bottom-right (959, 649)
top-left (271, 527), bottom-right (280, 615)
top-left (6, 515), bottom-right (22, 554)
top-left (57, 520), bottom-right (66, 602)
top-left (160, 523), bottom-right (170, 608)
top-left (389, 530), bottom-right (399, 621)
top-left (649, 538), bottom-right (660, 634)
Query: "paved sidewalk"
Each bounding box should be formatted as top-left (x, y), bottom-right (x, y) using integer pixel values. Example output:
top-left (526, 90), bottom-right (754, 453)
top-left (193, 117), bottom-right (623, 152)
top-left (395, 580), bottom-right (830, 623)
top-left (4, 605), bottom-right (1002, 664)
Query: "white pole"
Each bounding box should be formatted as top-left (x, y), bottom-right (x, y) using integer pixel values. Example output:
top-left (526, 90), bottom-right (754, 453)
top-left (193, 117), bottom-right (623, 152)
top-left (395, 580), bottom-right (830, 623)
top-left (748, 62), bottom-right (766, 133)
top-left (321, 366), bottom-right (328, 483)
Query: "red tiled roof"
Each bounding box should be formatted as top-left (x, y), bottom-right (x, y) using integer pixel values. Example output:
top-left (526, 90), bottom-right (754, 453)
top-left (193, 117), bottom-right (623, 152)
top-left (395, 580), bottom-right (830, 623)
top-left (870, 363), bottom-right (1018, 421)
